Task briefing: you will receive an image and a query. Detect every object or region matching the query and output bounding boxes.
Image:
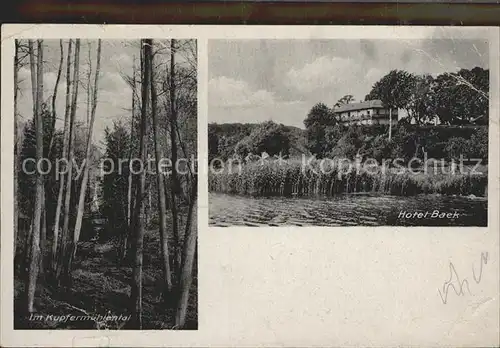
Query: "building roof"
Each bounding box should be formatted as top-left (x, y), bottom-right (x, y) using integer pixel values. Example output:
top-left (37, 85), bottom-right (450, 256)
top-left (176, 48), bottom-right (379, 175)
top-left (333, 100), bottom-right (384, 113)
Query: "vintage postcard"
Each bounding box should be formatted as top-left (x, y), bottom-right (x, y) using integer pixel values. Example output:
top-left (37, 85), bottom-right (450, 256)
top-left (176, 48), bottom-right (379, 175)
top-left (1, 24), bottom-right (499, 347)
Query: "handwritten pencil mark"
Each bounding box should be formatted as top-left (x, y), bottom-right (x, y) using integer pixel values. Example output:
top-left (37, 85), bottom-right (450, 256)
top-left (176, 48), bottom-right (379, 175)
top-left (438, 263), bottom-right (472, 304)
top-left (472, 251), bottom-right (489, 284)
top-left (438, 252), bottom-right (488, 304)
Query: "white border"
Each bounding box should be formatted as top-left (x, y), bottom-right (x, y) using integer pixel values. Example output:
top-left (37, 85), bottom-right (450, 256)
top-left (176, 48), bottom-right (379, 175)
top-left (1, 25), bottom-right (499, 347)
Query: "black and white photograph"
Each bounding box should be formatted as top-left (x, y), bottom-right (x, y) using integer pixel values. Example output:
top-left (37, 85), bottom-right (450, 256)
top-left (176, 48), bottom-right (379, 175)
top-left (208, 38), bottom-right (490, 227)
top-left (12, 39), bottom-right (198, 329)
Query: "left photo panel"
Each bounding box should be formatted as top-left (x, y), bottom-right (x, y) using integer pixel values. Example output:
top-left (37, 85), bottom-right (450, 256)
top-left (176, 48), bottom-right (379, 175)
top-left (13, 39), bottom-right (198, 329)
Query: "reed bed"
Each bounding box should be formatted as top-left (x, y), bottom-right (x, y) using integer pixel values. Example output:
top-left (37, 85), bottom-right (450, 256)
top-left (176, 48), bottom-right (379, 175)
top-left (208, 159), bottom-right (488, 197)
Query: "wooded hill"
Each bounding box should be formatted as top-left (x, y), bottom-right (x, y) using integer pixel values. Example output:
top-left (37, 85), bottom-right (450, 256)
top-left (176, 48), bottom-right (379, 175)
top-left (208, 121), bottom-right (309, 162)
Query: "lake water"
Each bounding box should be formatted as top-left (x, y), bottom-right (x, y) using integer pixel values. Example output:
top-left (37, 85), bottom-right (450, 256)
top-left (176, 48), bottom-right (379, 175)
top-left (209, 193), bottom-right (487, 227)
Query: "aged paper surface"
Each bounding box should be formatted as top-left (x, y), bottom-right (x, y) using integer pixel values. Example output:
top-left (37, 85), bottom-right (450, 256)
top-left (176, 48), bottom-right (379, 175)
top-left (1, 24), bottom-right (499, 347)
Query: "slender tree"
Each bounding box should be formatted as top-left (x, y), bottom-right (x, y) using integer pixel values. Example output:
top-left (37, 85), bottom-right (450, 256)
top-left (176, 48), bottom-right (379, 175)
top-left (52, 39), bottom-right (72, 271)
top-left (28, 42), bottom-right (37, 118)
top-left (130, 39), bottom-right (151, 329)
top-left (117, 54), bottom-right (139, 261)
top-left (58, 39), bottom-right (81, 283)
top-left (40, 187), bottom-right (47, 274)
top-left (122, 55), bottom-right (142, 258)
top-left (47, 40), bottom-right (64, 158)
top-left (26, 39), bottom-right (44, 313)
top-left (150, 40), bottom-right (173, 297)
top-left (23, 41), bottom-right (38, 271)
top-left (169, 39), bottom-right (181, 273)
top-left (175, 183), bottom-right (197, 328)
top-left (86, 41), bottom-right (93, 128)
top-left (72, 39), bottom-right (102, 261)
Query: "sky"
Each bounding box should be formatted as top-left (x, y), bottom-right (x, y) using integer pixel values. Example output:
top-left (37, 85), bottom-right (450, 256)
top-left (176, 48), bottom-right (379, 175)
top-left (208, 34), bottom-right (489, 128)
top-left (17, 39), bottom-right (194, 150)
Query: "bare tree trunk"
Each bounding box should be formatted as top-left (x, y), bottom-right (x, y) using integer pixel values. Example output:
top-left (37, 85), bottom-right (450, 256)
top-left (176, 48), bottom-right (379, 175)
top-left (127, 62), bottom-right (135, 225)
top-left (86, 41), bottom-right (92, 128)
top-left (150, 41), bottom-right (173, 298)
top-left (52, 40), bottom-right (72, 269)
top-left (127, 175), bottom-right (133, 225)
top-left (72, 39), bottom-right (102, 262)
top-left (57, 39), bottom-right (80, 285)
top-left (52, 40), bottom-right (72, 271)
top-left (14, 40), bottom-right (19, 256)
top-left (40, 186), bottom-right (47, 276)
top-left (164, 174), bottom-right (170, 210)
top-left (173, 111), bottom-right (197, 328)
top-left (26, 39), bottom-right (44, 313)
top-left (29, 41), bottom-right (37, 117)
top-left (124, 176), bottom-right (133, 260)
top-left (47, 40), bottom-right (64, 158)
top-left (388, 108), bottom-right (392, 141)
top-left (123, 56), bottom-right (136, 261)
top-left (147, 182), bottom-right (152, 226)
top-left (23, 40), bottom-right (38, 272)
top-left (125, 183), bottom-right (137, 260)
top-left (169, 39), bottom-right (181, 274)
top-left (23, 219), bottom-right (34, 274)
top-left (175, 188), bottom-right (197, 328)
top-left (130, 39), bottom-right (150, 329)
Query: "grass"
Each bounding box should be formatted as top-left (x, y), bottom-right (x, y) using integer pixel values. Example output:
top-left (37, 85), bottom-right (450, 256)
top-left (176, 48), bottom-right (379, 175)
top-left (14, 208), bottom-right (198, 330)
top-left (208, 158), bottom-right (488, 198)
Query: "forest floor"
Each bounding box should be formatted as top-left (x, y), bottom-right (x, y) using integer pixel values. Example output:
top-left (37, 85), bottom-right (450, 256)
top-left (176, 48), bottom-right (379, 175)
top-left (14, 214), bottom-right (198, 330)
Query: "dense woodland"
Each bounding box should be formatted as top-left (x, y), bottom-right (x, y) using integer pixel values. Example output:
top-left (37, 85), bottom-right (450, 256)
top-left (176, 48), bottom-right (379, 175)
top-left (14, 39), bottom-right (197, 329)
top-left (208, 67), bottom-right (489, 198)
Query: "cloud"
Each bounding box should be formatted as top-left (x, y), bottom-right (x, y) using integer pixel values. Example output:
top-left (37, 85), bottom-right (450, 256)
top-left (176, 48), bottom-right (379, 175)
top-left (208, 76), bottom-right (276, 107)
top-left (285, 56), bottom-right (355, 93)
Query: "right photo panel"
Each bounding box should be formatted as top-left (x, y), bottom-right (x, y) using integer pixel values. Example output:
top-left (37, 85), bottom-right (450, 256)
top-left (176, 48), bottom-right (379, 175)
top-left (207, 38), bottom-right (489, 227)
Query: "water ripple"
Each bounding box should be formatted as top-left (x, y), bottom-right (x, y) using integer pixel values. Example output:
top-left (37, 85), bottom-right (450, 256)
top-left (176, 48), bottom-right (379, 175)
top-left (209, 193), bottom-right (487, 227)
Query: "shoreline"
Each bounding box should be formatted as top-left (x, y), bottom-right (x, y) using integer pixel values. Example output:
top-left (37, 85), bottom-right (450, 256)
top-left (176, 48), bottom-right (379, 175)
top-left (208, 191), bottom-right (488, 200)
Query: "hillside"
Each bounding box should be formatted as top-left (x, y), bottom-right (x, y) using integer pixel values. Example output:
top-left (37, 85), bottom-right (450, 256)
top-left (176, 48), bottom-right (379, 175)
top-left (208, 122), bottom-right (309, 161)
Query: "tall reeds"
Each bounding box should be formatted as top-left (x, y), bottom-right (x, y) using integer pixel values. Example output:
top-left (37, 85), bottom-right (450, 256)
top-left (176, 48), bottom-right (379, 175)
top-left (208, 159), bottom-right (488, 197)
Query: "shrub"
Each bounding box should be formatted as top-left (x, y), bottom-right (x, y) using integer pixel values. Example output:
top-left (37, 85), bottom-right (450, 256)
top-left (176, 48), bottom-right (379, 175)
top-left (446, 137), bottom-right (470, 161)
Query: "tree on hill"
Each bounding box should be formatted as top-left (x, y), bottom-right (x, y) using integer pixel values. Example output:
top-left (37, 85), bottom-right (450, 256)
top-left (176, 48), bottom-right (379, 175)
top-left (334, 94), bottom-right (355, 107)
top-left (304, 103), bottom-right (336, 157)
top-left (304, 103), bottom-right (336, 128)
top-left (431, 67), bottom-right (489, 125)
top-left (407, 74), bottom-right (435, 125)
top-left (365, 69), bottom-right (416, 140)
top-left (365, 69), bottom-right (416, 109)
